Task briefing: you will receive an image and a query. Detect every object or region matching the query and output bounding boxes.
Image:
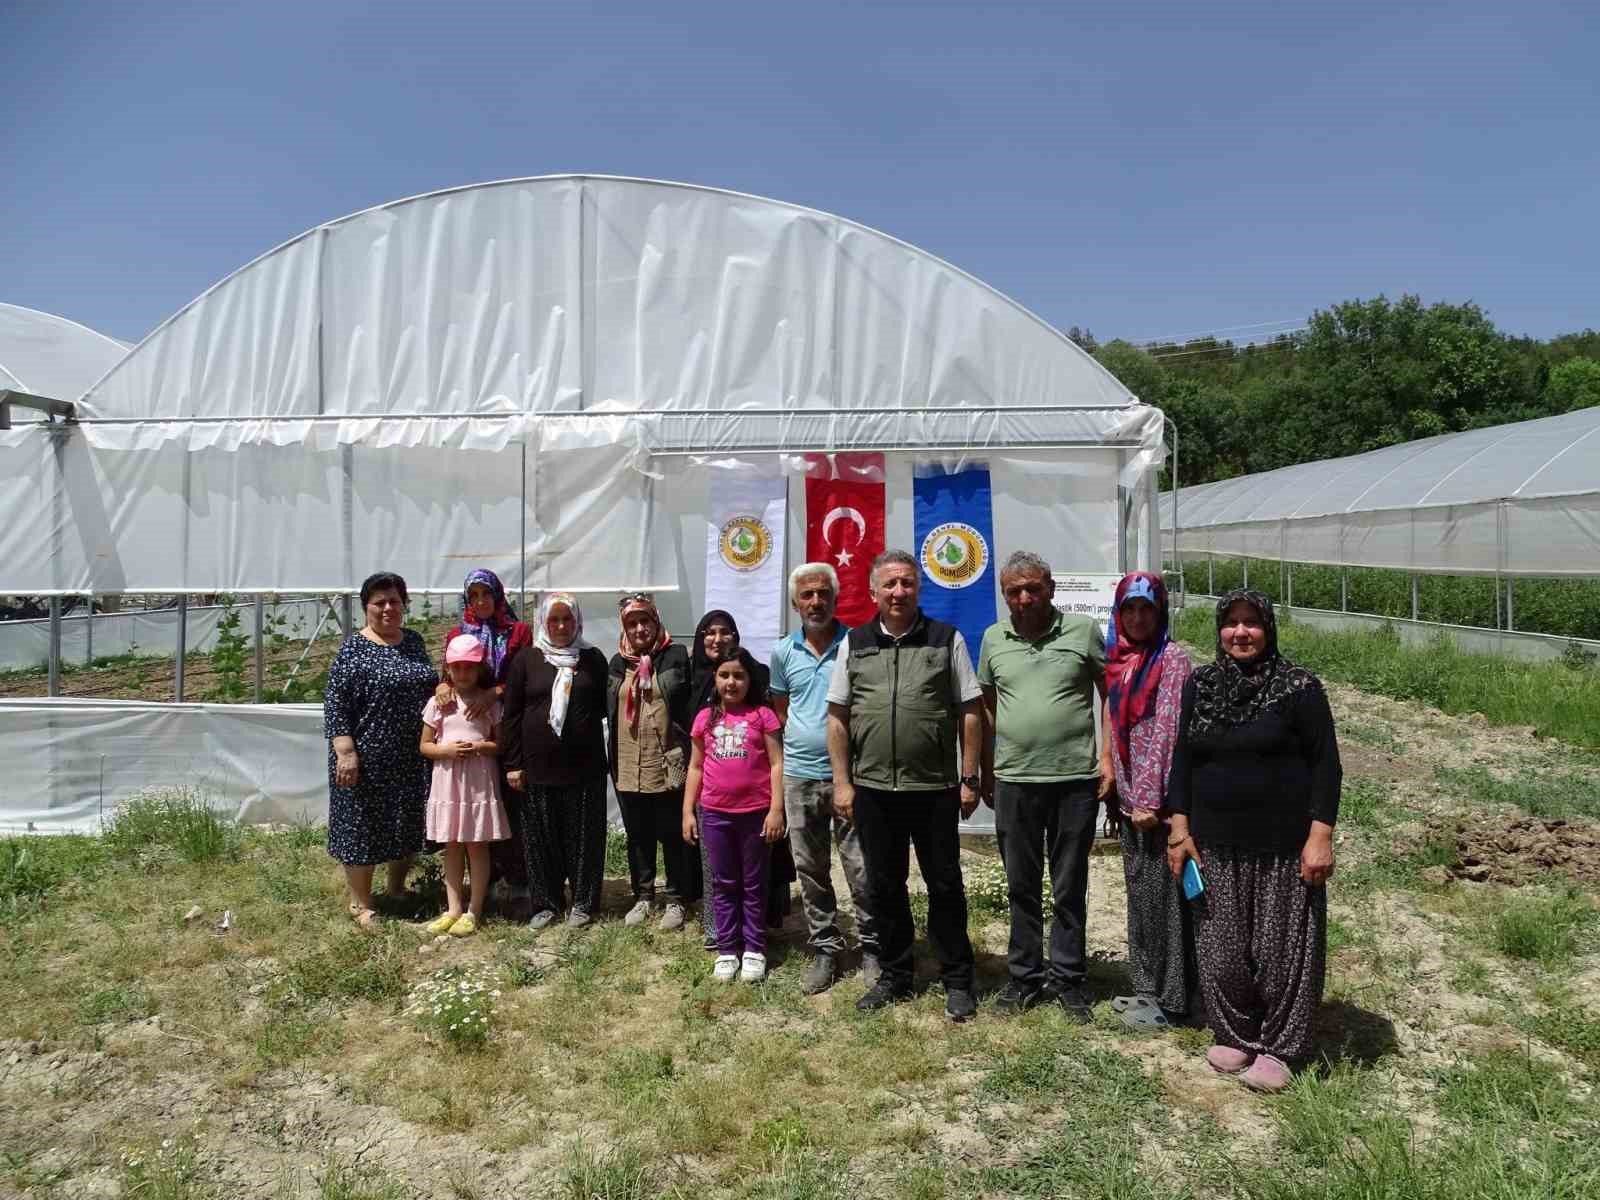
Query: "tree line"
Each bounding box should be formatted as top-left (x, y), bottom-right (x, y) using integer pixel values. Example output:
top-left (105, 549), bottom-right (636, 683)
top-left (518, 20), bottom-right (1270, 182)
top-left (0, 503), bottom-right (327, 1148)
top-left (1068, 295), bottom-right (1600, 488)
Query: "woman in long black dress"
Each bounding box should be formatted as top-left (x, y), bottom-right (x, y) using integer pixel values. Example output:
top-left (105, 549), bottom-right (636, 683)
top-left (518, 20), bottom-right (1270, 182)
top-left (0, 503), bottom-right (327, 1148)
top-left (689, 610), bottom-right (795, 947)
top-left (1166, 589), bottom-right (1341, 1093)
top-left (324, 571), bottom-right (439, 928)
top-left (503, 592), bottom-right (611, 929)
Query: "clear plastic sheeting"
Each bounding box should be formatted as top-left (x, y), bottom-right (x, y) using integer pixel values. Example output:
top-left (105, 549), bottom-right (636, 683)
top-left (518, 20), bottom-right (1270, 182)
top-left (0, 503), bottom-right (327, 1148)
top-left (0, 303), bottom-right (128, 403)
top-left (0, 698), bottom-right (1002, 836)
top-left (1170, 407), bottom-right (1600, 576)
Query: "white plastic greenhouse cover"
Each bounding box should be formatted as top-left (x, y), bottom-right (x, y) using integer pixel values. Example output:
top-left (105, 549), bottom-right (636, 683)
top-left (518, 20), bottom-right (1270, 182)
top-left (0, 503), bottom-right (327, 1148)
top-left (1168, 406), bottom-right (1600, 576)
top-left (0, 175), bottom-right (1162, 602)
top-left (0, 303), bottom-right (128, 407)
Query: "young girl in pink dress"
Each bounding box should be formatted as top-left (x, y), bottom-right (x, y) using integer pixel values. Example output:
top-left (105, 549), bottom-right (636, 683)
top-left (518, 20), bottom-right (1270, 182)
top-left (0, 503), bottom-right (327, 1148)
top-left (683, 649), bottom-right (786, 983)
top-left (419, 634), bottom-right (510, 936)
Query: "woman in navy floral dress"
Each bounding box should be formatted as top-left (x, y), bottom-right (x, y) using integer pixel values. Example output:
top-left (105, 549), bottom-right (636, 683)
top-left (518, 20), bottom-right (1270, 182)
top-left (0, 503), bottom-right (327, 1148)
top-left (324, 571), bottom-right (439, 927)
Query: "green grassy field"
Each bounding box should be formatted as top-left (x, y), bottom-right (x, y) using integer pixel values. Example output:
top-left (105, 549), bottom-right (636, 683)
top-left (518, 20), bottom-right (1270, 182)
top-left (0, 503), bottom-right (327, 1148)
top-left (4, 667), bottom-right (1600, 1200)
top-left (1173, 605), bottom-right (1600, 749)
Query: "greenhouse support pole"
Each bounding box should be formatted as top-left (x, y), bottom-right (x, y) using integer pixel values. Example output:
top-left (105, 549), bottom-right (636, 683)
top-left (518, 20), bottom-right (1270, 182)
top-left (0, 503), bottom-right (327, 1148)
top-left (1505, 579), bottom-right (1516, 632)
top-left (1287, 562), bottom-right (1294, 609)
top-left (1410, 575), bottom-right (1419, 622)
top-left (175, 596), bottom-right (188, 703)
top-left (253, 594), bottom-right (265, 703)
top-left (1340, 569), bottom-right (1348, 613)
top-left (520, 440), bottom-right (528, 616)
top-left (47, 597), bottom-right (62, 697)
top-left (1208, 553), bottom-right (1215, 595)
top-left (1242, 558), bottom-right (1249, 589)
top-left (85, 596), bottom-right (94, 666)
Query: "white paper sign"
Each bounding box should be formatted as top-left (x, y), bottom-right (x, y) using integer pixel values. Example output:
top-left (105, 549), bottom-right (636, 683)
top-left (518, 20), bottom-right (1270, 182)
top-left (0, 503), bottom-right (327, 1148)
top-left (1051, 573), bottom-right (1122, 623)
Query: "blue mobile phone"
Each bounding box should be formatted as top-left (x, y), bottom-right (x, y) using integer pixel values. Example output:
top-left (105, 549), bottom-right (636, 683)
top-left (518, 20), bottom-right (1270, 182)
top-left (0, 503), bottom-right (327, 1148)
top-left (1182, 858), bottom-right (1205, 900)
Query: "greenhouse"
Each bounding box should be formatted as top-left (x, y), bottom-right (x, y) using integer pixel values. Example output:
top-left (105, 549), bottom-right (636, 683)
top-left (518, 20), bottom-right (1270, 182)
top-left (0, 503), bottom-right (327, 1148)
top-left (1165, 405), bottom-right (1600, 644)
top-left (2, 175), bottom-right (1166, 832)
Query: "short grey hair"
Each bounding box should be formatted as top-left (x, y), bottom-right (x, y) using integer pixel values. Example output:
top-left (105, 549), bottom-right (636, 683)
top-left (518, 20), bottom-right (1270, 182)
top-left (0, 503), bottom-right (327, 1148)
top-left (869, 549), bottom-right (919, 589)
top-left (1000, 550), bottom-right (1053, 583)
top-left (788, 562), bottom-right (839, 602)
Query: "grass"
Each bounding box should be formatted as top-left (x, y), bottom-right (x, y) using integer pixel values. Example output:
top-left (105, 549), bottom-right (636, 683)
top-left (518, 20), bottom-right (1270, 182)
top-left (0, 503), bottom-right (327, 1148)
top-left (102, 788), bottom-right (241, 863)
top-left (1436, 766), bottom-right (1600, 820)
top-left (1173, 605), bottom-right (1600, 748)
top-left (1438, 1046), bottom-right (1571, 1125)
top-left (1485, 888), bottom-right (1596, 968)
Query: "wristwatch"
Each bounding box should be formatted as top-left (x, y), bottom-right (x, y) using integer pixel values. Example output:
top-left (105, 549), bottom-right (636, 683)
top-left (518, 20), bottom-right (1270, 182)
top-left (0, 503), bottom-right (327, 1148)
top-left (960, 774), bottom-right (981, 791)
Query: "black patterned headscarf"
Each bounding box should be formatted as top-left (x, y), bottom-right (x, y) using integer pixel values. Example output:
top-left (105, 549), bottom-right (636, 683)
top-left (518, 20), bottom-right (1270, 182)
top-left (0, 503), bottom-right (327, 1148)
top-left (1186, 589), bottom-right (1320, 740)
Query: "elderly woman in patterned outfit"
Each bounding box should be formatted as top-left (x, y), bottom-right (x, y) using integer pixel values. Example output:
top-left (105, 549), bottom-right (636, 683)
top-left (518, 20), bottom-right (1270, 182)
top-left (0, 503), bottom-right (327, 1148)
top-left (1166, 589), bottom-right (1341, 1092)
top-left (1101, 571), bottom-right (1195, 1030)
top-left (325, 571), bottom-right (439, 928)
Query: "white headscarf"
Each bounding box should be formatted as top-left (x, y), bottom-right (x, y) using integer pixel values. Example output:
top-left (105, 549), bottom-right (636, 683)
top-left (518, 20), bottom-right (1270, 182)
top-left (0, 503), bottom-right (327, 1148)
top-left (536, 592), bottom-right (590, 736)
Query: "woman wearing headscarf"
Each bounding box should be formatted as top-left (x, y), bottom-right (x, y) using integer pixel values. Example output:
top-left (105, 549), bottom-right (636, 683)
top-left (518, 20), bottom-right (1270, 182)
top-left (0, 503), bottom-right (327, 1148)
top-left (1100, 571), bottom-right (1195, 1030)
top-left (1167, 589), bottom-right (1341, 1093)
top-left (688, 610), bottom-right (795, 948)
top-left (442, 569), bottom-right (534, 898)
top-left (502, 592), bottom-right (610, 929)
top-left (608, 593), bottom-right (696, 930)
top-left (443, 569), bottom-right (533, 696)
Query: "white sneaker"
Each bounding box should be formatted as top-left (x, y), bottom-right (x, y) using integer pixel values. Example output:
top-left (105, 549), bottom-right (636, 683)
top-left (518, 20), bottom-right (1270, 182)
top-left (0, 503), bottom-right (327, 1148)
top-left (623, 899), bottom-right (651, 927)
top-left (659, 903), bottom-right (686, 931)
top-left (740, 952), bottom-right (767, 983)
top-left (712, 954), bottom-right (741, 981)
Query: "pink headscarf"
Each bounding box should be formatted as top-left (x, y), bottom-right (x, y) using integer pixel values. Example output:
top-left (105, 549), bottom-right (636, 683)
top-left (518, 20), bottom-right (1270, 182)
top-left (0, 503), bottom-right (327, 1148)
top-left (617, 595), bottom-right (672, 727)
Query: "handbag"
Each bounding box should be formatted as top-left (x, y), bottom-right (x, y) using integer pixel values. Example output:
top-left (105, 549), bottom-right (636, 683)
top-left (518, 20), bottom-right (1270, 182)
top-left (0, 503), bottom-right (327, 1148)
top-left (662, 744), bottom-right (687, 791)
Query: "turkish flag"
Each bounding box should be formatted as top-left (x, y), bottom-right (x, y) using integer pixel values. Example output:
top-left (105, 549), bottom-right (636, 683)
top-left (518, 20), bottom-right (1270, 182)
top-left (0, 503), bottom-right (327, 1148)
top-left (804, 457), bottom-right (886, 627)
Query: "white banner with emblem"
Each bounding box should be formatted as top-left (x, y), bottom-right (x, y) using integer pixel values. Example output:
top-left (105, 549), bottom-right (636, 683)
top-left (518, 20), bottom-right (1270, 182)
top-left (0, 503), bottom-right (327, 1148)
top-left (703, 467), bottom-right (788, 650)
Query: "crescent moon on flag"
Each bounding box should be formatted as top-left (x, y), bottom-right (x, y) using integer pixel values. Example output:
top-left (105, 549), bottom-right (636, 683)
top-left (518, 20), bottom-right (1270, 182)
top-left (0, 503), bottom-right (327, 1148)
top-left (820, 507), bottom-right (867, 544)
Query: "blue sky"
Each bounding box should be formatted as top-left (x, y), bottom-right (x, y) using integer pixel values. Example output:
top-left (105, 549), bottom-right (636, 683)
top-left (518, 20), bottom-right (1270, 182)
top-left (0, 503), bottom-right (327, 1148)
top-left (4, 0), bottom-right (1596, 345)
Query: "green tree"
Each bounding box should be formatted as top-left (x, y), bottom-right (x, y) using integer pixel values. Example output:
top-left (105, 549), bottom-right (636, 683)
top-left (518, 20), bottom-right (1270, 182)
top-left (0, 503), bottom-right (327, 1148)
top-left (1544, 358), bottom-right (1600, 413)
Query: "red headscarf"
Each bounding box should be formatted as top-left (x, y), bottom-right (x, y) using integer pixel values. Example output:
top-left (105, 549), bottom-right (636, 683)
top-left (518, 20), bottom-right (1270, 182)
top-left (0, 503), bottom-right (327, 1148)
top-left (1105, 571), bottom-right (1170, 770)
top-left (617, 595), bottom-right (672, 727)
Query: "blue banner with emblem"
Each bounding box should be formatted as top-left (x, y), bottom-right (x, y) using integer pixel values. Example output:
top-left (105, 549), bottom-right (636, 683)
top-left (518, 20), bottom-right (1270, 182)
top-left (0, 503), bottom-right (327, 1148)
top-left (913, 463), bottom-right (996, 658)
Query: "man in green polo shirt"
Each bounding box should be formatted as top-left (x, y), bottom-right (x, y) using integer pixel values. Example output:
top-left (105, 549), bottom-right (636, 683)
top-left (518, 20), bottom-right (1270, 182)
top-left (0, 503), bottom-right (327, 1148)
top-left (978, 550), bottom-right (1110, 1021)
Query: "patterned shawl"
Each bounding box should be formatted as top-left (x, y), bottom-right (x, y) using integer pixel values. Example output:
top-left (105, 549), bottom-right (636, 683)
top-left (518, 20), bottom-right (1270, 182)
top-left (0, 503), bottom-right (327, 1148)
top-left (617, 594), bottom-right (672, 728)
top-left (461, 568), bottom-right (520, 680)
top-left (1187, 588), bottom-right (1320, 741)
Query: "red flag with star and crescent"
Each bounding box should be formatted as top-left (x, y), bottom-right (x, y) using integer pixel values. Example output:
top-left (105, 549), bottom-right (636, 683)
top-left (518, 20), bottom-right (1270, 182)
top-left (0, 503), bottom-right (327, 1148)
top-left (804, 454), bottom-right (886, 627)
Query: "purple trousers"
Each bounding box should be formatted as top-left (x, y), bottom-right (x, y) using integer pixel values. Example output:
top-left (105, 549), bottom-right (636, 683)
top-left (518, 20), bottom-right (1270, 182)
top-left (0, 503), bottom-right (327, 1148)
top-left (701, 807), bottom-right (771, 956)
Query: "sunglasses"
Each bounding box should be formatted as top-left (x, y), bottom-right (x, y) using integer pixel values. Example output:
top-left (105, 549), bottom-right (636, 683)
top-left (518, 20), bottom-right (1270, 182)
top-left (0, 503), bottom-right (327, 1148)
top-left (617, 591), bottom-right (655, 608)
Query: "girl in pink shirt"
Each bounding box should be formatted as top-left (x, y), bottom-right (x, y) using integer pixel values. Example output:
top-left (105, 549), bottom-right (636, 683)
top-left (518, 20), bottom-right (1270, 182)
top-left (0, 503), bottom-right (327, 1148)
top-left (683, 650), bottom-right (786, 982)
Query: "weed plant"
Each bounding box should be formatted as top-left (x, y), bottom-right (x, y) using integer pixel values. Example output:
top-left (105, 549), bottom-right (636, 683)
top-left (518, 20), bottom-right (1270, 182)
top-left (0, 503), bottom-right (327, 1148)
top-left (102, 788), bottom-right (240, 863)
top-left (406, 965), bottom-right (501, 1050)
top-left (1438, 1047), bottom-right (1570, 1125)
top-left (1487, 889), bottom-right (1596, 967)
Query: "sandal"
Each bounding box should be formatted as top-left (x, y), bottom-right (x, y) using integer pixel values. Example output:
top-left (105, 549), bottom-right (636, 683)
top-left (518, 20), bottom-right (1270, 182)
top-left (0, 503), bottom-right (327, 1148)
top-left (352, 907), bottom-right (382, 930)
top-left (425, 913), bottom-right (459, 935)
top-left (1111, 994), bottom-right (1159, 1015)
top-left (1120, 1004), bottom-right (1173, 1031)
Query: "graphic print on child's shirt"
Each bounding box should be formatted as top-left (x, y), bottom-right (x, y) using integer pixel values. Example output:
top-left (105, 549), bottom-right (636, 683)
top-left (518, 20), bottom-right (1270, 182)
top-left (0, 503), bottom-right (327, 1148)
top-left (711, 717), bottom-right (750, 761)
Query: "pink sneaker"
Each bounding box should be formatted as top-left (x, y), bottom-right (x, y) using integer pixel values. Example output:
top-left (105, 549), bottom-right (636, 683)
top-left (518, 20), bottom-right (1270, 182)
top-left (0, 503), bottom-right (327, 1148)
top-left (1241, 1053), bottom-right (1293, 1093)
top-left (1206, 1045), bottom-right (1254, 1075)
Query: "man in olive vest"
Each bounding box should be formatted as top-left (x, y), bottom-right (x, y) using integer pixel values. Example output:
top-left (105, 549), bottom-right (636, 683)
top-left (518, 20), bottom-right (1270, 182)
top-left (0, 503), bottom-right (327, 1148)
top-left (827, 549), bottom-right (984, 1021)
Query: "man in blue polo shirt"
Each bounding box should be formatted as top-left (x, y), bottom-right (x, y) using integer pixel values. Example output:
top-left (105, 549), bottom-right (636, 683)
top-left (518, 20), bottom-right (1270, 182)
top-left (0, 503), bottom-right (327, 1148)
top-left (770, 561), bottom-right (878, 994)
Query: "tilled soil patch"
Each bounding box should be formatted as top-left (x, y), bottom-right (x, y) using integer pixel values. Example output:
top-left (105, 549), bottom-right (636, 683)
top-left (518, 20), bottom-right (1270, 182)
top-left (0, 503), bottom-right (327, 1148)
top-left (1434, 812), bottom-right (1600, 887)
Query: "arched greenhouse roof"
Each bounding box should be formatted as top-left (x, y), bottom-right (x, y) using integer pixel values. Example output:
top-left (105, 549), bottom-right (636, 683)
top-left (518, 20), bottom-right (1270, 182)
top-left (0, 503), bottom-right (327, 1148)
top-left (0, 303), bottom-right (128, 404)
top-left (1169, 406), bottom-right (1600, 577)
top-left (75, 175), bottom-right (1155, 454)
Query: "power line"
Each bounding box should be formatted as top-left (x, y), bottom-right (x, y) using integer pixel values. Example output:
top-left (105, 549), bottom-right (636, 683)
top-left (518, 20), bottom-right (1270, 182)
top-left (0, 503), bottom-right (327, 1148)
top-left (1128, 316), bottom-right (1309, 346)
top-left (1147, 336), bottom-right (1305, 364)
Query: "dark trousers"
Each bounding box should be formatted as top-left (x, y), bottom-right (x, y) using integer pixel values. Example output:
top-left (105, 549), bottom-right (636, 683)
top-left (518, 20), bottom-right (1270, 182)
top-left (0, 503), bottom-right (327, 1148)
top-left (616, 788), bottom-right (687, 902)
top-left (852, 786), bottom-right (974, 992)
top-left (519, 777), bottom-right (607, 915)
top-left (993, 779), bottom-right (1098, 991)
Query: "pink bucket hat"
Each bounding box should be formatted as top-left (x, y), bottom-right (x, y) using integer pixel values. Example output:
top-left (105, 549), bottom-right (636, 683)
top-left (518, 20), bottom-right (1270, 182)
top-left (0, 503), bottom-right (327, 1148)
top-left (445, 633), bottom-right (487, 665)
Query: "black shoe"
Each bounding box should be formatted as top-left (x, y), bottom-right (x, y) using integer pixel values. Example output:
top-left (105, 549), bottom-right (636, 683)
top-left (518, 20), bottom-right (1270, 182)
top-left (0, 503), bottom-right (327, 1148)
top-left (993, 981), bottom-right (1043, 1015)
top-left (945, 987), bottom-right (977, 1022)
top-left (855, 980), bottom-right (912, 1012)
top-left (1050, 983), bottom-right (1093, 1024)
top-left (801, 953), bottom-right (839, 995)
